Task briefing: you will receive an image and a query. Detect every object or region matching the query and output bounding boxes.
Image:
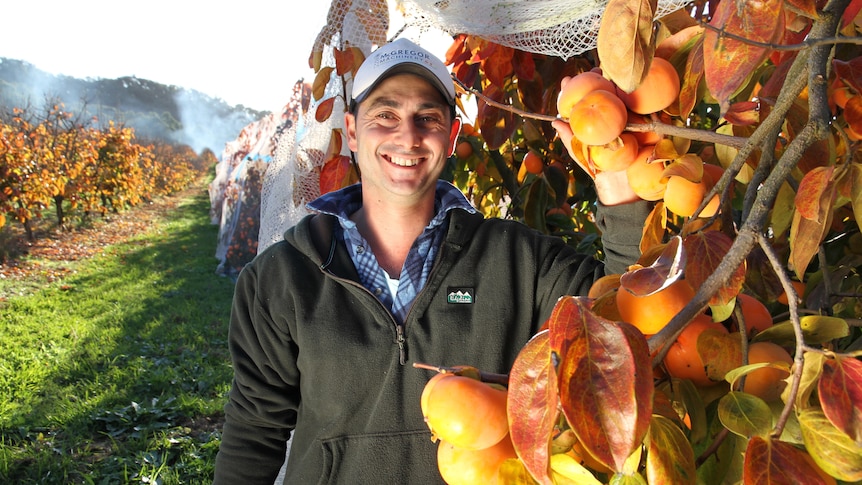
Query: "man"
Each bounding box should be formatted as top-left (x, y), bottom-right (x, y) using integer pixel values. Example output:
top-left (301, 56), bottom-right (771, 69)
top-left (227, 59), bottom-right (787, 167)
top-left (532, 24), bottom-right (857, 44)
top-left (213, 37), bottom-right (651, 484)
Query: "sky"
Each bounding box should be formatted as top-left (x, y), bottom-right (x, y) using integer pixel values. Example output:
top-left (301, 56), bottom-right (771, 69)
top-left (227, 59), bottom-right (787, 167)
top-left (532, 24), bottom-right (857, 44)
top-left (0, 1), bottom-right (452, 114)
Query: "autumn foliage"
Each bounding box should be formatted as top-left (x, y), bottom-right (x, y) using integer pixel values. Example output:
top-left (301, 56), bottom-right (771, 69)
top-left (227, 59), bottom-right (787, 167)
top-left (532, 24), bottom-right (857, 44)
top-left (0, 102), bottom-right (209, 244)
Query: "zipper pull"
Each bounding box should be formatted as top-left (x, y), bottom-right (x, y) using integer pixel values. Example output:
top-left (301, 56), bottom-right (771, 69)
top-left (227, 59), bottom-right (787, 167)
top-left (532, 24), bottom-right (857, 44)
top-left (396, 325), bottom-right (406, 365)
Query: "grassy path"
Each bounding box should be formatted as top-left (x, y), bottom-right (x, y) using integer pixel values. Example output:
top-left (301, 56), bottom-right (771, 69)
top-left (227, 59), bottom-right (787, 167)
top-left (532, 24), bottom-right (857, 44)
top-left (0, 184), bottom-right (236, 484)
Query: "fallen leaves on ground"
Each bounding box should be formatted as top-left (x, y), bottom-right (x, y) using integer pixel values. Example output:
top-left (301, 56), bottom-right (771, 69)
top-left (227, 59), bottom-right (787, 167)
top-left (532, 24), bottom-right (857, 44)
top-left (0, 188), bottom-right (196, 300)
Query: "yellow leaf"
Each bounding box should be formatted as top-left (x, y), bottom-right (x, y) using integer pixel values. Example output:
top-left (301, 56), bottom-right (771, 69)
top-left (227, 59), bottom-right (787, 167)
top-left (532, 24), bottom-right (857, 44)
top-left (312, 67), bottom-right (334, 101)
top-left (799, 409), bottom-right (862, 482)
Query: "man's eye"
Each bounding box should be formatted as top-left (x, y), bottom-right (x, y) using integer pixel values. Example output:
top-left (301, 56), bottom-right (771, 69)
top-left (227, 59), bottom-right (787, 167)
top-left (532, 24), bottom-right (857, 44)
top-left (418, 115), bottom-right (443, 125)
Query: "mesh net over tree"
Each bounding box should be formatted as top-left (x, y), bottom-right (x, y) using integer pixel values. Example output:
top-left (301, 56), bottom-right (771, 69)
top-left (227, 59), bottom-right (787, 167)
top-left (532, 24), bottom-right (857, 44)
top-left (397, 0), bottom-right (690, 59)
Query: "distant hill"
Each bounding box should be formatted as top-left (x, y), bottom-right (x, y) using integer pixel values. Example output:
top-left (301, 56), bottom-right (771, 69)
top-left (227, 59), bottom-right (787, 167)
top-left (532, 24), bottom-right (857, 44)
top-left (0, 57), bottom-right (272, 154)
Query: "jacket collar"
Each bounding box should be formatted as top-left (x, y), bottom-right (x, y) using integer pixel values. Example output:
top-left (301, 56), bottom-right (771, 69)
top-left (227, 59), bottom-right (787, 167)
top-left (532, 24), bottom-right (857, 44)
top-left (286, 208), bottom-right (484, 278)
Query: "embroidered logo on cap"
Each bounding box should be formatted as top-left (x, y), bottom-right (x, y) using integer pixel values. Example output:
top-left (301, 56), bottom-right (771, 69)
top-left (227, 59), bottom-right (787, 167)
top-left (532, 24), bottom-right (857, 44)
top-left (447, 287), bottom-right (474, 304)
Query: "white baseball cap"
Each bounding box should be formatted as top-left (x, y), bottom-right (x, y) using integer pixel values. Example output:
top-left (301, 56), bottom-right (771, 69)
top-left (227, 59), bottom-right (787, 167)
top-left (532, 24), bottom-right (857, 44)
top-left (350, 38), bottom-right (456, 109)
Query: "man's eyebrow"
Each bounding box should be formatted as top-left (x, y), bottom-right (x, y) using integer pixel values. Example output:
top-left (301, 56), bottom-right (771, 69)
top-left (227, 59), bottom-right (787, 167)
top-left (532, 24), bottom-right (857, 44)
top-left (365, 95), bottom-right (447, 112)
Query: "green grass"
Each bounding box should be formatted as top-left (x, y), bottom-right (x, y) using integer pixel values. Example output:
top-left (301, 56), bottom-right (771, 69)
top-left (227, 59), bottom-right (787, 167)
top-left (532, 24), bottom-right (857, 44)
top-left (0, 187), bottom-right (236, 484)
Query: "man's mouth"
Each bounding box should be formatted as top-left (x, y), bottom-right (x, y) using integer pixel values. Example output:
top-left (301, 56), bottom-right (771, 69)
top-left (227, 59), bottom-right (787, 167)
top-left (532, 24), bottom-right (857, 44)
top-left (387, 155), bottom-right (422, 167)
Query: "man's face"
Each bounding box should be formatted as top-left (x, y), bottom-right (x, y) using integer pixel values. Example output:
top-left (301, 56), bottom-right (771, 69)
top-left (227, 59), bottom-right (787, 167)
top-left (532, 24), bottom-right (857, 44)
top-left (345, 73), bottom-right (460, 206)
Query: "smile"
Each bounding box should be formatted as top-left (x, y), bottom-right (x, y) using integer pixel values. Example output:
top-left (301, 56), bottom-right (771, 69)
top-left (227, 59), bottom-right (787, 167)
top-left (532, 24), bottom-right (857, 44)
top-left (386, 155), bottom-right (422, 167)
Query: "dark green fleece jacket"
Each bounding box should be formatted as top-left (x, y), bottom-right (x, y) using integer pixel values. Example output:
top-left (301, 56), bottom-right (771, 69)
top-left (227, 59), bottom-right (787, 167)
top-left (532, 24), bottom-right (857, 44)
top-left (213, 201), bottom-right (650, 484)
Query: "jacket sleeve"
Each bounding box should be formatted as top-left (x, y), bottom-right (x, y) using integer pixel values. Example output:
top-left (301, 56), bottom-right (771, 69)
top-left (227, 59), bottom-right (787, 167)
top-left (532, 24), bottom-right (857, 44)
top-left (213, 262), bottom-right (297, 484)
top-left (595, 200), bottom-right (653, 275)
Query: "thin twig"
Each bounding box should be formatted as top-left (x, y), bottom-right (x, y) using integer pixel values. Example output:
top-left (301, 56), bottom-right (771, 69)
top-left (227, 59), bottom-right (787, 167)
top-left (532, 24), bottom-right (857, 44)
top-left (757, 233), bottom-right (805, 438)
top-left (697, 16), bottom-right (862, 51)
top-left (451, 76), bottom-right (748, 148)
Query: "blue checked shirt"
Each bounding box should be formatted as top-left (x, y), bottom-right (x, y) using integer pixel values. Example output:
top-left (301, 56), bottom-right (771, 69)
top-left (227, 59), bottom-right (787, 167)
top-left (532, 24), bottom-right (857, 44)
top-left (307, 180), bottom-right (476, 325)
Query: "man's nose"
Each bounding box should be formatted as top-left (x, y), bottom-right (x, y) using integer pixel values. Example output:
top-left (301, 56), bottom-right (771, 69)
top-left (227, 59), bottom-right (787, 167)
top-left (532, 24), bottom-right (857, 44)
top-left (394, 119), bottom-right (421, 148)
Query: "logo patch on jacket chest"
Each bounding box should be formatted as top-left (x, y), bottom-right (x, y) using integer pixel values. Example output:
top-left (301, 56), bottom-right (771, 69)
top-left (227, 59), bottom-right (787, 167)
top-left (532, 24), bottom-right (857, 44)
top-left (447, 287), bottom-right (474, 304)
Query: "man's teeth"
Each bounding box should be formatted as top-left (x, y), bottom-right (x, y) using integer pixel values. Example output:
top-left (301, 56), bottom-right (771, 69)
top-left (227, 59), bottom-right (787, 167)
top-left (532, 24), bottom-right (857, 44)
top-left (390, 156), bottom-right (419, 167)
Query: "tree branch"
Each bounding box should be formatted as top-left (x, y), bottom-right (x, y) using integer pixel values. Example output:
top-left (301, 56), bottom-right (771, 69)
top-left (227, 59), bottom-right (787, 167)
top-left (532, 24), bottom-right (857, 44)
top-left (648, 0), bottom-right (847, 358)
top-left (451, 76), bottom-right (748, 148)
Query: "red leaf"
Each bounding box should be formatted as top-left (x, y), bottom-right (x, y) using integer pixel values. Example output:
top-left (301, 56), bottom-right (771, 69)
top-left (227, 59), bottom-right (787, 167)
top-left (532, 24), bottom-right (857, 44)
top-left (319, 155), bottom-right (352, 195)
top-left (482, 44), bottom-right (514, 89)
top-left (679, 37), bottom-right (705, 120)
top-left (469, 40), bottom-right (496, 64)
top-left (513, 50), bottom-right (536, 80)
top-left (795, 166), bottom-right (835, 222)
top-left (784, 0), bottom-right (819, 19)
top-left (683, 230), bottom-right (745, 307)
top-left (444, 34), bottom-right (469, 65)
top-left (844, 95), bottom-right (862, 137)
top-left (789, 209), bottom-right (833, 280)
top-left (476, 83), bottom-right (518, 151)
top-left (819, 356), bottom-right (862, 443)
top-left (744, 435), bottom-right (834, 485)
top-left (333, 47), bottom-right (355, 76)
top-left (549, 296), bottom-right (653, 473)
top-left (833, 58), bottom-right (862, 95)
top-left (702, 0), bottom-right (784, 114)
top-left (315, 97), bottom-right (336, 123)
top-left (843, 0), bottom-right (862, 27)
top-left (620, 235), bottom-right (685, 297)
top-left (724, 100), bottom-right (761, 126)
top-left (507, 330), bottom-right (556, 485)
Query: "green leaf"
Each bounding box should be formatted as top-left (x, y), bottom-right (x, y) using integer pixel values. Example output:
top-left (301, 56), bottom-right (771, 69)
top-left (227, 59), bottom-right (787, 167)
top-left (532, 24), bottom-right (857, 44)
top-left (717, 391), bottom-right (773, 438)
top-left (753, 315), bottom-right (850, 347)
top-left (523, 179), bottom-right (550, 233)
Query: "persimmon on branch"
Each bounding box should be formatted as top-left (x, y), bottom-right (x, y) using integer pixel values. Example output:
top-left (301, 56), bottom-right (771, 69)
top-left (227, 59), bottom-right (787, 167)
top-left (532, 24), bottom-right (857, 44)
top-left (451, 75), bottom-right (749, 149)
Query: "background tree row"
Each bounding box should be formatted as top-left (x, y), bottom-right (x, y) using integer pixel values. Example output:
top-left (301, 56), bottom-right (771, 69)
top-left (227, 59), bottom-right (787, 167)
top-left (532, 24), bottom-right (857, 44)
top-left (0, 100), bottom-right (216, 242)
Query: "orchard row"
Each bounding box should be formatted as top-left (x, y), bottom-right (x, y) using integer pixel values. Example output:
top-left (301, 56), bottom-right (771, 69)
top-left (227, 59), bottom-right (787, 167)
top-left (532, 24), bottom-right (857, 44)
top-left (0, 103), bottom-right (216, 240)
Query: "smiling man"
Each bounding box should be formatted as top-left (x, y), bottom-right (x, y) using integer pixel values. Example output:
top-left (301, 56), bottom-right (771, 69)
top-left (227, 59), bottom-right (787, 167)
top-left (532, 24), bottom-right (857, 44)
top-left (213, 37), bottom-right (652, 484)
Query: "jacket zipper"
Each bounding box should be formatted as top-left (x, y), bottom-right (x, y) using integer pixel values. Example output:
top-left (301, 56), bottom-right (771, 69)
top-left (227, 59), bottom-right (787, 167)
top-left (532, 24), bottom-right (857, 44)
top-left (319, 268), bottom-right (408, 364)
top-left (316, 229), bottom-right (456, 367)
top-left (395, 325), bottom-right (406, 365)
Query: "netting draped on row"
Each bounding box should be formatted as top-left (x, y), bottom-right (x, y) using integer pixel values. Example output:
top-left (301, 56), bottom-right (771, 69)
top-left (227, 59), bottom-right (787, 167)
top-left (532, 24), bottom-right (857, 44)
top-left (398, 0), bottom-right (692, 59)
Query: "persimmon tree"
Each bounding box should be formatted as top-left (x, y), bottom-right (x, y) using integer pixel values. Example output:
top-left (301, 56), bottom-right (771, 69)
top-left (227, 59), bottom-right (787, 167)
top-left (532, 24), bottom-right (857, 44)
top-left (311, 0), bottom-right (862, 482)
top-left (0, 105), bottom-right (53, 240)
top-left (33, 101), bottom-right (99, 228)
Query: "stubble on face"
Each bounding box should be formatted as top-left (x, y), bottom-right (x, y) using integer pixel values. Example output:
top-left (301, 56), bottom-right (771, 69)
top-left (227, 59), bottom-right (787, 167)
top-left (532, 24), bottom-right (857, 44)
top-left (345, 74), bottom-right (458, 207)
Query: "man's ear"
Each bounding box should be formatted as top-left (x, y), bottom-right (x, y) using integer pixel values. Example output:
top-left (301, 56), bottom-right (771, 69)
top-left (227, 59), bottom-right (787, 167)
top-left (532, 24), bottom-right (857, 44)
top-left (345, 111), bottom-right (359, 152)
top-left (447, 118), bottom-right (462, 157)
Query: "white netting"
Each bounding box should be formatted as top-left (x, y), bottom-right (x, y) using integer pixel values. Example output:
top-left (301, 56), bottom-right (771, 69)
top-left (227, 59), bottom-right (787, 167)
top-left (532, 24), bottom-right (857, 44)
top-left (209, 82), bottom-right (309, 276)
top-left (398, 0), bottom-right (692, 59)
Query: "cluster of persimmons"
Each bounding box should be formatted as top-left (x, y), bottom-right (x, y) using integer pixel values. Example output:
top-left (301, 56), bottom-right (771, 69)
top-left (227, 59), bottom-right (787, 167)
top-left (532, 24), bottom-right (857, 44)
top-left (418, 255), bottom-right (805, 484)
top-left (557, 58), bottom-right (723, 219)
